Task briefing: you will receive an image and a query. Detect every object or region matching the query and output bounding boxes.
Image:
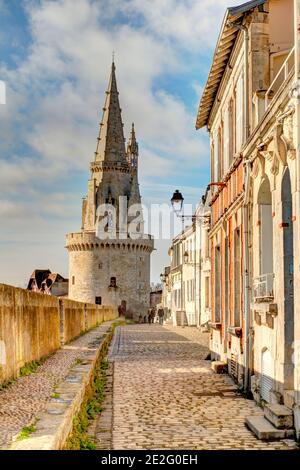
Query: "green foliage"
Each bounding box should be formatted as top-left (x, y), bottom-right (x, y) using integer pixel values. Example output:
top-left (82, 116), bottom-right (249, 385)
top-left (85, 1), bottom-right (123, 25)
top-left (0, 378), bottom-right (16, 391)
top-left (19, 360), bottom-right (42, 377)
top-left (65, 321), bottom-right (121, 451)
top-left (79, 438), bottom-right (97, 450)
top-left (51, 392), bottom-right (60, 399)
top-left (17, 424), bottom-right (36, 441)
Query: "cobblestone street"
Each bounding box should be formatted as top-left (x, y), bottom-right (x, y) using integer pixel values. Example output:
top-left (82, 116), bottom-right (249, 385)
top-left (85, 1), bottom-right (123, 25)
top-left (92, 324), bottom-right (297, 450)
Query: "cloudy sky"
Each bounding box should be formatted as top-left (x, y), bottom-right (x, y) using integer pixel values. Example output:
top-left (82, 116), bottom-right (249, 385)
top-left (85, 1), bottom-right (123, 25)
top-left (0, 0), bottom-right (241, 287)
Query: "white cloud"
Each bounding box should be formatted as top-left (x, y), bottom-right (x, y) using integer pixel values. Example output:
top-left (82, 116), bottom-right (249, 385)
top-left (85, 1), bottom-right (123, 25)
top-left (120, 0), bottom-right (242, 51)
top-left (0, 0), bottom-right (239, 286)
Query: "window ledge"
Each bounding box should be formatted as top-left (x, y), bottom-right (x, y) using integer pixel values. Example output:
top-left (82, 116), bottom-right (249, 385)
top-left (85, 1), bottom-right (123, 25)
top-left (254, 296), bottom-right (274, 303)
top-left (227, 326), bottom-right (242, 338)
top-left (209, 322), bottom-right (222, 331)
top-left (253, 302), bottom-right (278, 316)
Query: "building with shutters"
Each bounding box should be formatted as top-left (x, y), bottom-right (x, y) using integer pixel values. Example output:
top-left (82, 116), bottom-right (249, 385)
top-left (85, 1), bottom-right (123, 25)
top-left (66, 62), bottom-right (154, 318)
top-left (196, 0), bottom-right (300, 428)
top-left (167, 223), bottom-right (198, 326)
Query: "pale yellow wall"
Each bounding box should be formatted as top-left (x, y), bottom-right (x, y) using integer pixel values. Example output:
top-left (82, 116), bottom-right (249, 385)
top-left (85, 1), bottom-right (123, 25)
top-left (0, 283), bottom-right (117, 384)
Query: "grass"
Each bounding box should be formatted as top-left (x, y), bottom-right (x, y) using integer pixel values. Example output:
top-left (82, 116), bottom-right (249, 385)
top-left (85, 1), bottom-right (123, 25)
top-left (17, 424), bottom-right (36, 441)
top-left (0, 378), bottom-right (16, 391)
top-left (65, 357), bottom-right (109, 450)
top-left (51, 392), bottom-right (61, 399)
top-left (19, 360), bottom-right (42, 377)
top-left (65, 322), bottom-right (121, 450)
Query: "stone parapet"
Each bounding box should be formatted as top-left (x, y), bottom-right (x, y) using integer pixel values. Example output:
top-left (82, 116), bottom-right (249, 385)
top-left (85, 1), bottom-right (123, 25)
top-left (0, 283), bottom-right (117, 385)
top-left (66, 231), bottom-right (154, 253)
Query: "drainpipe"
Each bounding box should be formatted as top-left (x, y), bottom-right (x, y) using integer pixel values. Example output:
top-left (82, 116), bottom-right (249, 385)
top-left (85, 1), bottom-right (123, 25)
top-left (228, 20), bottom-right (251, 390)
top-left (242, 23), bottom-right (251, 392)
top-left (243, 159), bottom-right (252, 392)
top-left (294, 0), bottom-right (300, 407)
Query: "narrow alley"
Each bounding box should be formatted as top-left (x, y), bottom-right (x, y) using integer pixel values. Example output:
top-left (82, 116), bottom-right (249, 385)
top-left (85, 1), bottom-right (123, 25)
top-left (89, 324), bottom-right (297, 450)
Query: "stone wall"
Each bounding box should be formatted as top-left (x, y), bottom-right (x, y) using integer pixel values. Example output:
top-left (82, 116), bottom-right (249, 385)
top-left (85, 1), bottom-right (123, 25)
top-left (0, 283), bottom-right (117, 384)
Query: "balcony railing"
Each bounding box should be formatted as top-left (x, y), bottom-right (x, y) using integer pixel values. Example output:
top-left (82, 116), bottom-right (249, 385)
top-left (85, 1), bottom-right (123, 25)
top-left (265, 47), bottom-right (295, 110)
top-left (253, 273), bottom-right (274, 301)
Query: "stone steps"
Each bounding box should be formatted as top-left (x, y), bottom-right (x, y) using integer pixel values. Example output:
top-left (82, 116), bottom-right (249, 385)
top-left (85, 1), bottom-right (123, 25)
top-left (283, 390), bottom-right (295, 409)
top-left (264, 404), bottom-right (293, 429)
top-left (245, 416), bottom-right (295, 441)
top-left (211, 361), bottom-right (228, 374)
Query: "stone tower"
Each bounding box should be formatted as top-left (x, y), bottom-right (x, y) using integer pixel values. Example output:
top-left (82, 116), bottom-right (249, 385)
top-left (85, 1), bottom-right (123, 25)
top-left (66, 62), bottom-right (154, 317)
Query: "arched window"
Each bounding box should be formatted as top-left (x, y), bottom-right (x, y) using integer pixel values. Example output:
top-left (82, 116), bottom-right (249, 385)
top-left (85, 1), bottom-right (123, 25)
top-left (258, 177), bottom-right (273, 276)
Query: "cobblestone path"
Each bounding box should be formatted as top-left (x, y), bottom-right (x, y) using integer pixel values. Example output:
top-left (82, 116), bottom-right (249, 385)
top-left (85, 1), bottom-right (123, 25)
top-left (92, 324), bottom-right (297, 450)
top-left (0, 321), bottom-right (114, 449)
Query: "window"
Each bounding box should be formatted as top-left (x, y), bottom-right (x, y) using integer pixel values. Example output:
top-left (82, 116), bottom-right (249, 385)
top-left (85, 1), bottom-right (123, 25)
top-left (234, 228), bottom-right (241, 327)
top-left (109, 277), bottom-right (117, 288)
top-left (235, 74), bottom-right (244, 152)
top-left (72, 276), bottom-right (75, 285)
top-left (98, 262), bottom-right (103, 269)
top-left (225, 237), bottom-right (229, 318)
top-left (95, 296), bottom-right (102, 305)
top-left (211, 141), bottom-right (215, 184)
top-left (223, 106), bottom-right (229, 172)
top-left (229, 98), bottom-right (234, 164)
top-left (205, 231), bottom-right (210, 259)
top-left (214, 131), bottom-right (219, 184)
top-left (205, 277), bottom-right (210, 309)
top-left (214, 246), bottom-right (221, 322)
top-left (217, 126), bottom-right (223, 180)
top-left (258, 177), bottom-right (273, 276)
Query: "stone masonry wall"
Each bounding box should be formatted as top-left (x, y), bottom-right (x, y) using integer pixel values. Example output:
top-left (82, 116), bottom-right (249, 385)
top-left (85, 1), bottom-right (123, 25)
top-left (0, 283), bottom-right (117, 384)
top-left (67, 235), bottom-right (153, 318)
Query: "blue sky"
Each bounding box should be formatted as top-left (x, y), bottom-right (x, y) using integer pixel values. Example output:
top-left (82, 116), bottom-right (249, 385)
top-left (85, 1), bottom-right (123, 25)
top-left (0, 0), bottom-right (241, 286)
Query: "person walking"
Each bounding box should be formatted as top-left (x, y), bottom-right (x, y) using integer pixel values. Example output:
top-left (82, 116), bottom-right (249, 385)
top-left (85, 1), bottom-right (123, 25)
top-left (150, 307), bottom-right (156, 324)
top-left (158, 307), bottom-right (164, 325)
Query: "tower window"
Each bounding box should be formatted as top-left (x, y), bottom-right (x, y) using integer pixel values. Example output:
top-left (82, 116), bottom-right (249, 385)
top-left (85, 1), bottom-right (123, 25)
top-left (72, 276), bottom-right (75, 285)
top-left (109, 277), bottom-right (117, 288)
top-left (95, 296), bottom-right (102, 305)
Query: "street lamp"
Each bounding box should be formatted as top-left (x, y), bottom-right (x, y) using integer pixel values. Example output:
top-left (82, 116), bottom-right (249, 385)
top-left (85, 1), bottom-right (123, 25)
top-left (171, 190), bottom-right (184, 215)
top-left (160, 272), bottom-right (166, 283)
top-left (170, 190), bottom-right (210, 221)
top-left (183, 251), bottom-right (189, 264)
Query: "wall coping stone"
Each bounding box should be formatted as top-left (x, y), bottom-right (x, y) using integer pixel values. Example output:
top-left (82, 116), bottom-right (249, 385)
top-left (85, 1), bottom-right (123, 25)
top-left (8, 321), bottom-right (116, 450)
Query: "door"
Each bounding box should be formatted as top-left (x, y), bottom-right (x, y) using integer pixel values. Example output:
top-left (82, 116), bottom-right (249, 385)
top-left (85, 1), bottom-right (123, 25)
top-left (261, 349), bottom-right (273, 402)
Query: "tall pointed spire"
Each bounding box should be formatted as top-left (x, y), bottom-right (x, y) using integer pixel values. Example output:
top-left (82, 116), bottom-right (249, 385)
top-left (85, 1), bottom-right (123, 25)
top-left (127, 123), bottom-right (138, 156)
top-left (95, 61), bottom-right (126, 163)
top-left (127, 122), bottom-right (139, 170)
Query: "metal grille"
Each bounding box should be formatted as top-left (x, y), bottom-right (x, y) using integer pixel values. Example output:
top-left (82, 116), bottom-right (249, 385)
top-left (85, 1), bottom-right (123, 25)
top-left (230, 354), bottom-right (238, 379)
top-left (261, 350), bottom-right (273, 402)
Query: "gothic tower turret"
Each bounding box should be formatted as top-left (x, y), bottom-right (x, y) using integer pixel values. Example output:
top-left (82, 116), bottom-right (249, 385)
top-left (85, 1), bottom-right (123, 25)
top-left (66, 62), bottom-right (154, 317)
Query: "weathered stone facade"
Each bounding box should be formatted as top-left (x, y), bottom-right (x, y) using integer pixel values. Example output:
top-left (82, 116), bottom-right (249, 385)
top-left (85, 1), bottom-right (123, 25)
top-left (196, 0), bottom-right (300, 434)
top-left (66, 63), bottom-right (154, 317)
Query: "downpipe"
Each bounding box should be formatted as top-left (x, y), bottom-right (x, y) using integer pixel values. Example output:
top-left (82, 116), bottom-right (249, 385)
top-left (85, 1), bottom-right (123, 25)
top-left (243, 159), bottom-right (252, 393)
